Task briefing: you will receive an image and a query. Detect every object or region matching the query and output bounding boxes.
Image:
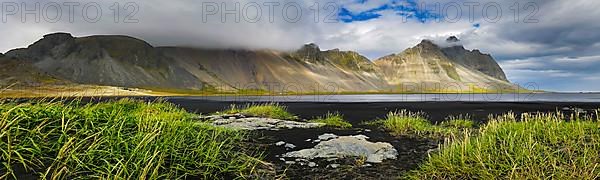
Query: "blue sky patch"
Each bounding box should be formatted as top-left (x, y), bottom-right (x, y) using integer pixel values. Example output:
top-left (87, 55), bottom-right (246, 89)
top-left (338, 0), bottom-right (443, 23)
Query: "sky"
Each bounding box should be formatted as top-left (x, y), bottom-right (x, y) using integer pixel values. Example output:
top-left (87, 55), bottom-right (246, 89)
top-left (0, 0), bottom-right (599, 92)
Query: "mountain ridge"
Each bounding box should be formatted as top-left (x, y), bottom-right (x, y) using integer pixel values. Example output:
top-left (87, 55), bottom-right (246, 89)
top-left (1, 32), bottom-right (518, 94)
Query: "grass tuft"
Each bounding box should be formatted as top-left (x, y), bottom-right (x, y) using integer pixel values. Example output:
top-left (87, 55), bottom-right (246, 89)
top-left (221, 103), bottom-right (296, 120)
top-left (440, 115), bottom-right (476, 129)
top-left (368, 111), bottom-right (476, 138)
top-left (0, 98), bottom-right (262, 179)
top-left (310, 112), bottom-right (352, 128)
top-left (408, 112), bottom-right (600, 179)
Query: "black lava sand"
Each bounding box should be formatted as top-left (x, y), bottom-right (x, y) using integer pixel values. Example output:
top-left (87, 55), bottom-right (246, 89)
top-left (163, 99), bottom-right (600, 179)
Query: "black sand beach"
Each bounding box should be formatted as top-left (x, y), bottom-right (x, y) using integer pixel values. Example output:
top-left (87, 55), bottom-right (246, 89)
top-left (168, 99), bottom-right (600, 123)
top-left (163, 98), bottom-right (600, 179)
top-left (7, 96), bottom-right (600, 179)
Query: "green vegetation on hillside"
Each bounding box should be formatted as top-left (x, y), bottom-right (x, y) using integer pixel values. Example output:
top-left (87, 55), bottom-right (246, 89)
top-left (0, 99), bottom-right (262, 179)
top-left (408, 112), bottom-right (600, 179)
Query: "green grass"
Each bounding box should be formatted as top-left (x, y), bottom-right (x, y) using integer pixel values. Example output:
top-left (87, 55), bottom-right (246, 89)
top-left (369, 110), bottom-right (436, 136)
top-left (367, 110), bottom-right (471, 137)
top-left (440, 115), bottom-right (476, 129)
top-left (219, 103), bottom-right (296, 120)
top-left (0, 98), bottom-right (262, 179)
top-left (407, 112), bottom-right (600, 179)
top-left (310, 112), bottom-right (352, 128)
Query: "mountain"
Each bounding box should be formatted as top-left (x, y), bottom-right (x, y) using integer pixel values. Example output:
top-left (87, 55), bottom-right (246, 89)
top-left (6, 33), bottom-right (204, 89)
top-left (158, 44), bottom-right (387, 92)
top-left (374, 40), bottom-right (513, 92)
top-left (441, 36), bottom-right (508, 82)
top-left (2, 33), bottom-right (517, 94)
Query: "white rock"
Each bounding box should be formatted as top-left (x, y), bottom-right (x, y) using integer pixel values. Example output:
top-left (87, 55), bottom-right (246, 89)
top-left (328, 164), bottom-right (340, 168)
top-left (283, 135), bottom-right (398, 164)
top-left (211, 117), bottom-right (325, 130)
top-left (275, 141), bottom-right (286, 146)
top-left (318, 133), bottom-right (338, 141)
top-left (285, 143), bottom-right (296, 149)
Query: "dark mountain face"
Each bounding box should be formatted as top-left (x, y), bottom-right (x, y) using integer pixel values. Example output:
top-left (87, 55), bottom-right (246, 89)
top-left (440, 37), bottom-right (509, 82)
top-left (3, 33), bottom-right (513, 93)
top-left (6, 33), bottom-right (205, 89)
top-left (0, 55), bottom-right (67, 87)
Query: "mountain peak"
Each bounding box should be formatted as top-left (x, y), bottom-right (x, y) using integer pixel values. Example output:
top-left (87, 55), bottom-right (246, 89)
top-left (416, 40), bottom-right (439, 48)
top-left (300, 43), bottom-right (321, 51)
top-left (446, 36), bottom-right (460, 43)
top-left (294, 43), bottom-right (325, 63)
top-left (43, 32), bottom-right (73, 39)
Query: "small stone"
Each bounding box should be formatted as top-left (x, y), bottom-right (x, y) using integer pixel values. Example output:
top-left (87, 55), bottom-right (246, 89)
top-left (285, 143), bottom-right (296, 149)
top-left (279, 158), bottom-right (286, 161)
top-left (328, 164), bottom-right (340, 168)
top-left (275, 141), bottom-right (285, 146)
top-left (362, 163), bottom-right (372, 167)
top-left (318, 133), bottom-right (338, 141)
top-left (313, 139), bottom-right (321, 143)
top-left (285, 161), bottom-right (296, 165)
top-left (228, 117), bottom-right (236, 120)
top-left (364, 129), bottom-right (372, 132)
top-left (305, 139), bottom-right (312, 142)
top-left (308, 162), bottom-right (317, 167)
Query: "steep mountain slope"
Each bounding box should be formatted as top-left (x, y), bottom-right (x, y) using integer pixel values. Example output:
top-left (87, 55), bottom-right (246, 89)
top-left (441, 36), bottom-right (508, 81)
top-left (6, 33), bottom-right (205, 89)
top-left (3, 32), bottom-right (516, 93)
top-left (375, 40), bottom-right (514, 92)
top-left (4, 33), bottom-right (388, 92)
top-left (159, 44), bottom-right (387, 92)
top-left (0, 55), bottom-right (67, 87)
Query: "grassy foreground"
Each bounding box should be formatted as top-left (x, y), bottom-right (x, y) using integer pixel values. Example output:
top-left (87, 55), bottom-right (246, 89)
top-left (408, 112), bottom-right (600, 179)
top-left (369, 110), bottom-right (600, 179)
top-left (0, 99), bottom-right (262, 179)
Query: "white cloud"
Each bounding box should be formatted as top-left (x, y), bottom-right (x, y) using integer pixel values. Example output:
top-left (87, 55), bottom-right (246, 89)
top-left (2, 0), bottom-right (600, 91)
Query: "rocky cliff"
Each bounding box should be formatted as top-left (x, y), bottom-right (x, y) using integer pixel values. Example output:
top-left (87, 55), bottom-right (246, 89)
top-left (441, 36), bottom-right (508, 81)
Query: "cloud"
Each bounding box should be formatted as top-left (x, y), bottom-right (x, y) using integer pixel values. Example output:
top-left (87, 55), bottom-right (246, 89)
top-left (1, 0), bottom-right (600, 91)
top-left (500, 54), bottom-right (600, 91)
